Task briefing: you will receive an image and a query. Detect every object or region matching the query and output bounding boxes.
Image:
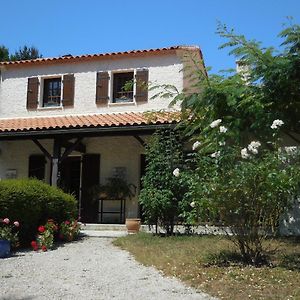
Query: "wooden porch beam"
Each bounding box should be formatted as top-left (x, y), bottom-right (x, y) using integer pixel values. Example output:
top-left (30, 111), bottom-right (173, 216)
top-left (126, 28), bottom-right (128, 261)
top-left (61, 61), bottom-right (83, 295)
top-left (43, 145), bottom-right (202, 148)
top-left (61, 138), bottom-right (84, 162)
top-left (133, 135), bottom-right (146, 147)
top-left (61, 139), bottom-right (86, 153)
top-left (32, 139), bottom-right (52, 160)
top-left (51, 138), bottom-right (61, 187)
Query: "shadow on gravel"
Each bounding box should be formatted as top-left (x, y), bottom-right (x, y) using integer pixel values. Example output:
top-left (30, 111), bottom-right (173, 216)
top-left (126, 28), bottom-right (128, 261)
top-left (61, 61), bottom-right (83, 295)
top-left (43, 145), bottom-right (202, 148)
top-left (1, 296), bottom-right (36, 300)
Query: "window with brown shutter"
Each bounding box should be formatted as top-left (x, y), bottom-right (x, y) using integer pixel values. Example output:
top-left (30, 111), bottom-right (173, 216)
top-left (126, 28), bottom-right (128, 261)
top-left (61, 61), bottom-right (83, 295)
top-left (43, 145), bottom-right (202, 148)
top-left (96, 72), bottom-right (109, 105)
top-left (63, 74), bottom-right (75, 107)
top-left (135, 69), bottom-right (149, 103)
top-left (27, 77), bottom-right (39, 110)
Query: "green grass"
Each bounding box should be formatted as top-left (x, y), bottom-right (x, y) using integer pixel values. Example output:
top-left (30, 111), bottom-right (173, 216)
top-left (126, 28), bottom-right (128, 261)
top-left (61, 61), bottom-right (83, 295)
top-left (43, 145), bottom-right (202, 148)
top-left (113, 233), bottom-right (300, 300)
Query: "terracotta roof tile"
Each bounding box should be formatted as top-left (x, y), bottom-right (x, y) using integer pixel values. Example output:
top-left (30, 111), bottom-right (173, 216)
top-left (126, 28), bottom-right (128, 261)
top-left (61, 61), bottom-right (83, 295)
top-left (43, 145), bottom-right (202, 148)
top-left (0, 112), bottom-right (179, 134)
top-left (0, 45), bottom-right (201, 67)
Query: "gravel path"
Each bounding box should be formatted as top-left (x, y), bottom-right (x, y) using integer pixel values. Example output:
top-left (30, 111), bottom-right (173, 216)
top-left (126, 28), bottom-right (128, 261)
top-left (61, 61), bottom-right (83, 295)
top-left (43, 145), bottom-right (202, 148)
top-left (0, 236), bottom-right (216, 300)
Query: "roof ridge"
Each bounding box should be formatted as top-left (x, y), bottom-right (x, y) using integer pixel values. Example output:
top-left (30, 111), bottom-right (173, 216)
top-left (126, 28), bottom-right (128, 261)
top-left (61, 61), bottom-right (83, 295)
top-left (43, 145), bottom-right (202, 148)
top-left (0, 45), bottom-right (201, 67)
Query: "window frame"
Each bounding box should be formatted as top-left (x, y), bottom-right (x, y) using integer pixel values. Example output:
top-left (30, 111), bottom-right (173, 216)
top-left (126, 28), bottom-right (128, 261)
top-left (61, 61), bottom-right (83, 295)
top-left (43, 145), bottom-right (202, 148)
top-left (110, 70), bottom-right (136, 104)
top-left (39, 76), bottom-right (63, 108)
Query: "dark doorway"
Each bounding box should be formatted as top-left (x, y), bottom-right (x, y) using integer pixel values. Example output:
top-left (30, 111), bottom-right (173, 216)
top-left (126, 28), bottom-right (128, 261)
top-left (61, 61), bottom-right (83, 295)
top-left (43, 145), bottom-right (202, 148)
top-left (28, 154), bottom-right (46, 180)
top-left (60, 156), bottom-right (81, 201)
top-left (81, 154), bottom-right (100, 223)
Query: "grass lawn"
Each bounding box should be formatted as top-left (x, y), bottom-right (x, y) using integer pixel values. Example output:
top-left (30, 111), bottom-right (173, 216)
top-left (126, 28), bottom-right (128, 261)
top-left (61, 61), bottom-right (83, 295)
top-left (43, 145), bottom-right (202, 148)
top-left (113, 233), bottom-right (300, 300)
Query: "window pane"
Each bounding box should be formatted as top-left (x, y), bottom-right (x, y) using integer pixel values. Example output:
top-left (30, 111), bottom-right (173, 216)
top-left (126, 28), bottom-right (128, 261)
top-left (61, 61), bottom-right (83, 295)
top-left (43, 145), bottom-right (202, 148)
top-left (113, 72), bottom-right (134, 103)
top-left (43, 78), bottom-right (61, 107)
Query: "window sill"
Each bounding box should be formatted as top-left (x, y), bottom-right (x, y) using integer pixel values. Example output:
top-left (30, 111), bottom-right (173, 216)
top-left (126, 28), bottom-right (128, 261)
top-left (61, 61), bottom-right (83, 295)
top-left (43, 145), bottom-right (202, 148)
top-left (37, 106), bottom-right (64, 111)
top-left (108, 102), bottom-right (136, 107)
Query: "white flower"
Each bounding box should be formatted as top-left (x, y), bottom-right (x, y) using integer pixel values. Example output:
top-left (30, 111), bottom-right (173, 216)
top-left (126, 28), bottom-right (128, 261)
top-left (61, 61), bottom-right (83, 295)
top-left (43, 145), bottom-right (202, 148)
top-left (285, 146), bottom-right (297, 155)
top-left (192, 141), bottom-right (201, 151)
top-left (241, 148), bottom-right (250, 159)
top-left (219, 126), bottom-right (228, 133)
top-left (190, 201), bottom-right (195, 208)
top-left (210, 151), bottom-right (220, 159)
top-left (219, 141), bottom-right (226, 146)
top-left (248, 141), bottom-right (261, 155)
top-left (210, 119), bottom-right (222, 128)
top-left (173, 168), bottom-right (180, 177)
top-left (271, 119), bottom-right (284, 130)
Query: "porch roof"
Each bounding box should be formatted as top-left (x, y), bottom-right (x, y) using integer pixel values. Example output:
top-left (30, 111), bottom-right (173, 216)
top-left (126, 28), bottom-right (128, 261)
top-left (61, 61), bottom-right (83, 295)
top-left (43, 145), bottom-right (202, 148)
top-left (0, 111), bottom-right (180, 140)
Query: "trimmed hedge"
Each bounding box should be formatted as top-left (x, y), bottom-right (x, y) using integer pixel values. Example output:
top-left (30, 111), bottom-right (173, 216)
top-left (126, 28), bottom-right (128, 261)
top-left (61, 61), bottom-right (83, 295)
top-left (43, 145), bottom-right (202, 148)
top-left (0, 179), bottom-right (77, 245)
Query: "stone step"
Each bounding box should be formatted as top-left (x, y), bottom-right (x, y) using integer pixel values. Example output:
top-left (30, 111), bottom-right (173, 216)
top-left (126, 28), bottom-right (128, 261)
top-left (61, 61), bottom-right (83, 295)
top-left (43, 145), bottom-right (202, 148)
top-left (80, 223), bottom-right (127, 231)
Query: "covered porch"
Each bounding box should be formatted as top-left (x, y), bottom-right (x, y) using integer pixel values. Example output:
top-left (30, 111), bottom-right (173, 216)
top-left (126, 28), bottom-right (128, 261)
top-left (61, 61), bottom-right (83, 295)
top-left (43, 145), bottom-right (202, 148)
top-left (0, 112), bottom-right (177, 223)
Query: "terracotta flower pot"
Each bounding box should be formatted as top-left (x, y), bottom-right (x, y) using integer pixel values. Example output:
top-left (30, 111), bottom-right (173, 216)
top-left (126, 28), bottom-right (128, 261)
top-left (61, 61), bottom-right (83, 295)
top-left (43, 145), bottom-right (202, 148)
top-left (125, 218), bottom-right (141, 234)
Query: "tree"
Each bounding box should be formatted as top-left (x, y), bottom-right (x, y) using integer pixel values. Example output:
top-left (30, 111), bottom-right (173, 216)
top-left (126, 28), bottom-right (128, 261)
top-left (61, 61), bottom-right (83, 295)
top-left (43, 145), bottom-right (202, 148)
top-left (172, 22), bottom-right (300, 265)
top-left (139, 129), bottom-right (187, 235)
top-left (10, 45), bottom-right (42, 61)
top-left (0, 45), bottom-right (9, 62)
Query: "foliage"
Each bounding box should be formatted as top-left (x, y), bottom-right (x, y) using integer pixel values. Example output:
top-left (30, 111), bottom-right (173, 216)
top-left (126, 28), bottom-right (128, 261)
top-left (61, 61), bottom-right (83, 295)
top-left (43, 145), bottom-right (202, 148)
top-left (139, 129), bottom-right (187, 235)
top-left (171, 21), bottom-right (300, 145)
top-left (90, 177), bottom-right (136, 200)
top-left (10, 45), bottom-right (42, 61)
top-left (0, 179), bottom-right (77, 245)
top-left (31, 219), bottom-right (58, 251)
top-left (0, 45), bottom-right (9, 62)
top-left (181, 121), bottom-right (300, 265)
top-left (59, 219), bottom-right (80, 242)
top-left (169, 22), bottom-right (300, 265)
top-left (0, 44), bottom-right (42, 62)
top-left (0, 218), bottom-right (19, 247)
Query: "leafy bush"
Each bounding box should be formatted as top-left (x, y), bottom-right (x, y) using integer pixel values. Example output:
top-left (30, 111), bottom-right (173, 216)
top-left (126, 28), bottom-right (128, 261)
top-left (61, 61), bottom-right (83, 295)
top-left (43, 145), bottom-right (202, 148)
top-left (31, 219), bottom-right (58, 251)
top-left (59, 219), bottom-right (80, 242)
top-left (0, 179), bottom-right (77, 245)
top-left (139, 129), bottom-right (187, 234)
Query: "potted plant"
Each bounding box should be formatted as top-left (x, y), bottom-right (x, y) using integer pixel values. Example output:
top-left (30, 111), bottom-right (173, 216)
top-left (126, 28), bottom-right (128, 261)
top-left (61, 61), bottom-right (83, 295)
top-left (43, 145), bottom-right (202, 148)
top-left (90, 177), bottom-right (140, 230)
top-left (0, 218), bottom-right (20, 258)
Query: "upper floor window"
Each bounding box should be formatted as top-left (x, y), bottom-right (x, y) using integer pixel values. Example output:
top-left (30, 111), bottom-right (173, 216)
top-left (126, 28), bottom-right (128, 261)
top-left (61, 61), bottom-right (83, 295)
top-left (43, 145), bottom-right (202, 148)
top-left (112, 72), bottom-right (134, 103)
top-left (43, 77), bottom-right (62, 107)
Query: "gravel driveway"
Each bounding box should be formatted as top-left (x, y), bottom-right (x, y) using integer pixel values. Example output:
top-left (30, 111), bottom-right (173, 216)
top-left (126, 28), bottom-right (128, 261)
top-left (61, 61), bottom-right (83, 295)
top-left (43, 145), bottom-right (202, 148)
top-left (0, 235), bottom-right (216, 300)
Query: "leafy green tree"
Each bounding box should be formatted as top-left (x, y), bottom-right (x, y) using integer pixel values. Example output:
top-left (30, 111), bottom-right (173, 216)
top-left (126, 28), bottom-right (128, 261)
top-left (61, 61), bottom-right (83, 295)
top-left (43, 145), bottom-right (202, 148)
top-left (0, 45), bottom-right (9, 62)
top-left (139, 129), bottom-right (187, 235)
top-left (169, 21), bottom-right (300, 265)
top-left (10, 45), bottom-right (42, 61)
top-left (174, 21), bottom-right (300, 145)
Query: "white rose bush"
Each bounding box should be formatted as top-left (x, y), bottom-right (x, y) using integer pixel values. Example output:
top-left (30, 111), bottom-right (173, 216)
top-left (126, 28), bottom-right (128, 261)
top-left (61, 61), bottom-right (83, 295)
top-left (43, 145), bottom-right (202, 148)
top-left (177, 116), bottom-right (300, 265)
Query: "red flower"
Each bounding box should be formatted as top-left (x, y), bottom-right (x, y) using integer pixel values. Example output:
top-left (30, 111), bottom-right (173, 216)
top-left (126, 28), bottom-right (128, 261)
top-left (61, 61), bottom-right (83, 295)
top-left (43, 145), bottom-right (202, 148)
top-left (41, 245), bottom-right (47, 252)
top-left (31, 241), bottom-right (38, 251)
top-left (65, 220), bottom-right (70, 225)
top-left (38, 226), bottom-right (45, 233)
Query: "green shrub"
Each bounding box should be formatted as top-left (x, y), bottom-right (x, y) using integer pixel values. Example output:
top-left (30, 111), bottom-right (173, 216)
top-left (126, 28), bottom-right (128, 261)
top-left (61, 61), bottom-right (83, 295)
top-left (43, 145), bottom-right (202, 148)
top-left (0, 178), bottom-right (77, 245)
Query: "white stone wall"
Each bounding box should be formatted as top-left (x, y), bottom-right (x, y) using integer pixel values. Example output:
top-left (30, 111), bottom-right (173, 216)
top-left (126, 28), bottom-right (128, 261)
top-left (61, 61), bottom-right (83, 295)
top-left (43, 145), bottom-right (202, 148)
top-left (0, 136), bottom-right (145, 219)
top-left (0, 54), bottom-right (183, 118)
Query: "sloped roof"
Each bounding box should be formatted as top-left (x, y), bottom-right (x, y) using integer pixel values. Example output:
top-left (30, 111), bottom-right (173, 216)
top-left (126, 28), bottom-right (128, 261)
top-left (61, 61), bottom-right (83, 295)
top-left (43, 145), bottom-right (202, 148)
top-left (0, 45), bottom-right (202, 67)
top-left (0, 111), bottom-right (180, 134)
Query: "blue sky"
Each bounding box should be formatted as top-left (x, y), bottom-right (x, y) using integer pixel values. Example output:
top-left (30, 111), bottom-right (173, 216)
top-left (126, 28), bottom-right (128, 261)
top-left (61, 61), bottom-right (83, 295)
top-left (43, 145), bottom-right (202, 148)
top-left (1, 0), bottom-right (299, 72)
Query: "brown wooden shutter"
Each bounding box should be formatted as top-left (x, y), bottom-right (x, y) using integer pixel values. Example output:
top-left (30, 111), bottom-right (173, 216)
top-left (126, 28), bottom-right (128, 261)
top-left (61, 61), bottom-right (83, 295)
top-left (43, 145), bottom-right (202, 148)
top-left (63, 74), bottom-right (75, 107)
top-left (96, 72), bottom-right (109, 104)
top-left (135, 69), bottom-right (149, 103)
top-left (27, 77), bottom-right (39, 110)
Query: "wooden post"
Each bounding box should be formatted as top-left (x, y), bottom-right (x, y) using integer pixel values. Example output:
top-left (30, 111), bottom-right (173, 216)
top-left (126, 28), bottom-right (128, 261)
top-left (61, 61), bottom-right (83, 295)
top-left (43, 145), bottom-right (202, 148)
top-left (51, 138), bottom-right (61, 187)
